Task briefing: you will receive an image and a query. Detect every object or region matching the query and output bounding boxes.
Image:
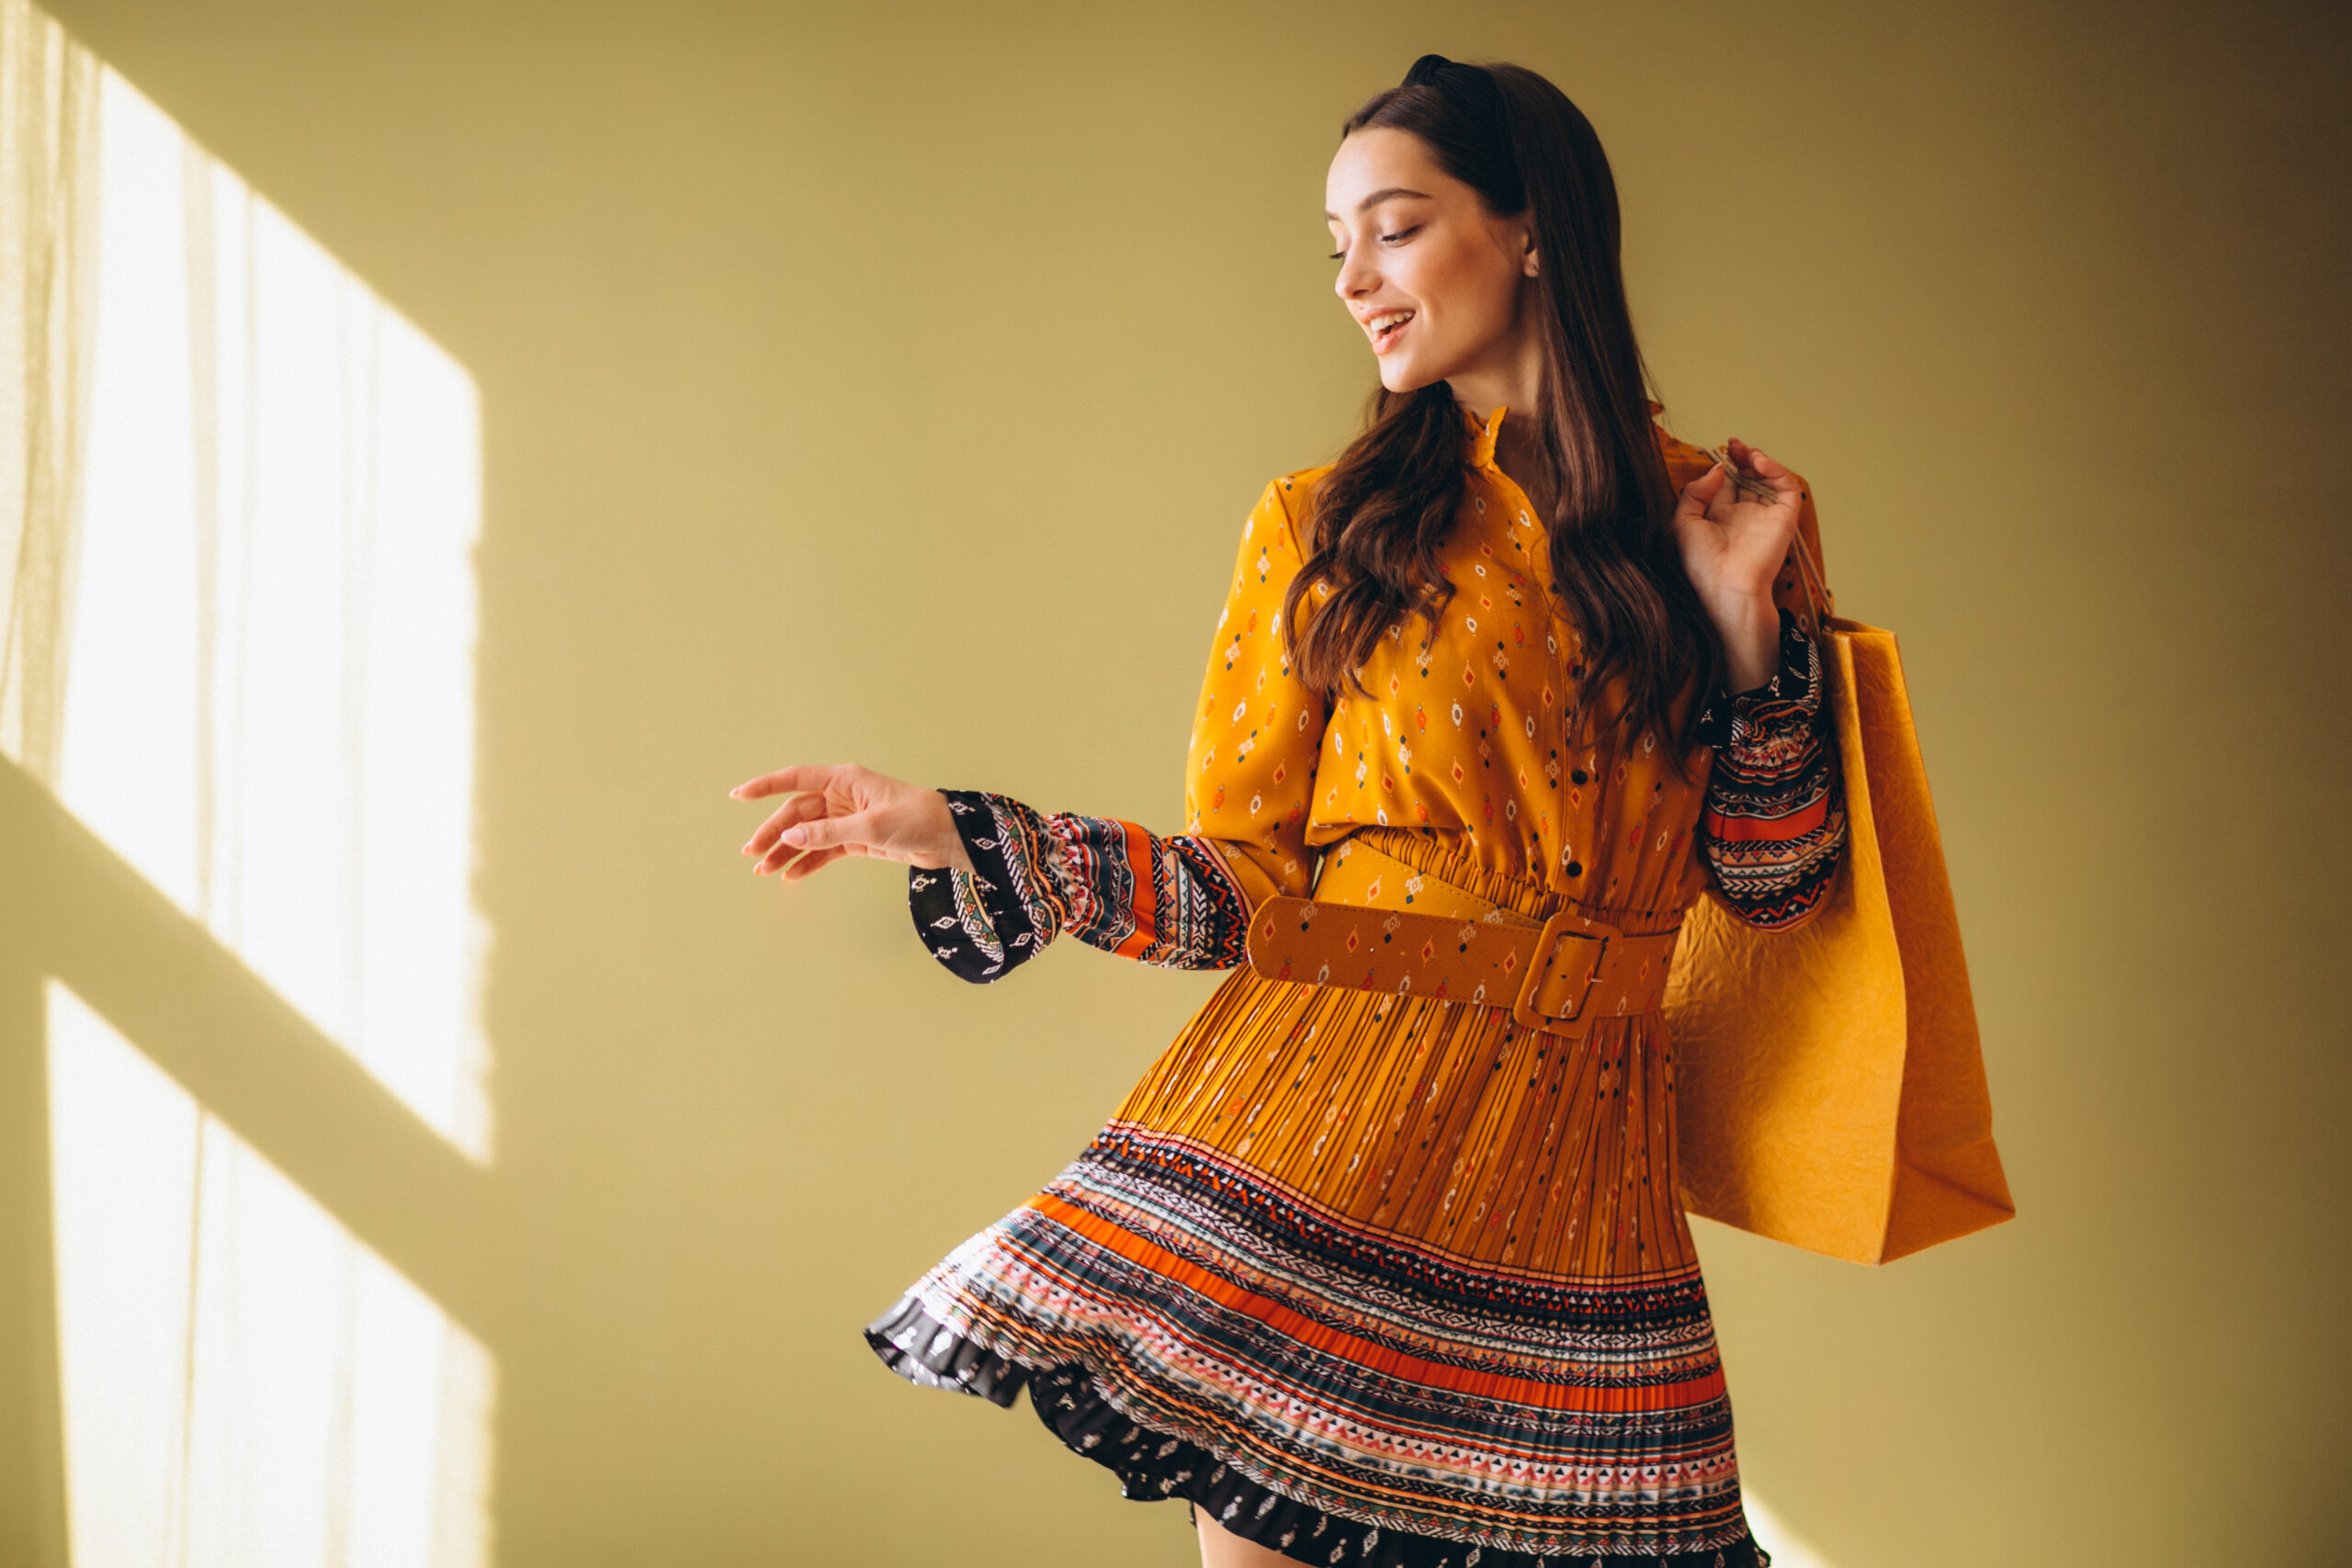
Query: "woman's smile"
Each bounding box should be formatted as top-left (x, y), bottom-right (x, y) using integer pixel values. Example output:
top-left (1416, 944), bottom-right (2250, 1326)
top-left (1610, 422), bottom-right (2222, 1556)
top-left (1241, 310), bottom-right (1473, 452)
top-left (1360, 307), bottom-right (1417, 353)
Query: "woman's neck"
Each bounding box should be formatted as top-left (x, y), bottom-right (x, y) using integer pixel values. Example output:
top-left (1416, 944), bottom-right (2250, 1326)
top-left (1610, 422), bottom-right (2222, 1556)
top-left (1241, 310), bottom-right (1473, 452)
top-left (1446, 328), bottom-right (1550, 515)
top-left (1443, 334), bottom-right (1543, 428)
top-left (1487, 410), bottom-right (1558, 526)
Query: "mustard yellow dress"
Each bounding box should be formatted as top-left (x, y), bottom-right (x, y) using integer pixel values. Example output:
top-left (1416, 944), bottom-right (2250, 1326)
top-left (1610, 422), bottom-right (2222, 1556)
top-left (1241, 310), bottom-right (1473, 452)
top-left (871, 408), bottom-right (1845, 1567)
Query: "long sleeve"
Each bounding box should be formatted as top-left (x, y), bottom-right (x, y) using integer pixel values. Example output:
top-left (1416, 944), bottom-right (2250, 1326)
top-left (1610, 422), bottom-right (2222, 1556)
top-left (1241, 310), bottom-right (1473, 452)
top-left (910, 477), bottom-right (1332, 983)
top-left (1693, 604), bottom-right (1849, 929)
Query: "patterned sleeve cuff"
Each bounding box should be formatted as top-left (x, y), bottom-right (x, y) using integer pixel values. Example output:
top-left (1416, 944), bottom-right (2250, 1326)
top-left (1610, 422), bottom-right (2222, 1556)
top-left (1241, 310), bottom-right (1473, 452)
top-left (905, 789), bottom-right (1260, 978)
top-left (1692, 607), bottom-right (1822, 756)
top-left (1696, 604), bottom-right (1847, 930)
top-left (906, 789), bottom-right (1072, 984)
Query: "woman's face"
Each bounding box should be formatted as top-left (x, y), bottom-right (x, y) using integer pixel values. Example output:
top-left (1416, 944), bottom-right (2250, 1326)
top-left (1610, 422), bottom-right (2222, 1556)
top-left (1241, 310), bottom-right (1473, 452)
top-left (1325, 126), bottom-right (1535, 398)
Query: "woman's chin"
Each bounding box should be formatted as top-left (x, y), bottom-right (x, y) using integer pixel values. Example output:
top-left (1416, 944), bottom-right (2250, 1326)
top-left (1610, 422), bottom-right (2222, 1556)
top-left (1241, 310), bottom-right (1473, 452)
top-left (1374, 355), bottom-right (1442, 395)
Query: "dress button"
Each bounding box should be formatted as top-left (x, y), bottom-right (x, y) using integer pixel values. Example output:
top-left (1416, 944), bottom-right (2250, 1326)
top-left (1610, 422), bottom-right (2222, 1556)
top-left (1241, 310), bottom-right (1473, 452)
top-left (1570, 769), bottom-right (1588, 785)
top-left (1566, 862), bottom-right (1584, 877)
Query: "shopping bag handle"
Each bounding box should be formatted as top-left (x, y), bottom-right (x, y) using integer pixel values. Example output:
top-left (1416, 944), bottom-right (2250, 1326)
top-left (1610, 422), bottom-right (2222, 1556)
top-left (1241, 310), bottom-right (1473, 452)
top-left (1790, 527), bottom-right (1832, 637)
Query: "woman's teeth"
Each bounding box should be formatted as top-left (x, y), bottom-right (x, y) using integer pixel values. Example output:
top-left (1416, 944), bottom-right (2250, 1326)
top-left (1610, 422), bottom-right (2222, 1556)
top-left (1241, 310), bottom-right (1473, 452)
top-left (1367, 310), bottom-right (1415, 352)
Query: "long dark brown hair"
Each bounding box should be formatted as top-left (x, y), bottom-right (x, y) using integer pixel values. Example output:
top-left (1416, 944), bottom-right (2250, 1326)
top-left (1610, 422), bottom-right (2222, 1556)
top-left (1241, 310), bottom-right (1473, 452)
top-left (1282, 55), bottom-right (1723, 771)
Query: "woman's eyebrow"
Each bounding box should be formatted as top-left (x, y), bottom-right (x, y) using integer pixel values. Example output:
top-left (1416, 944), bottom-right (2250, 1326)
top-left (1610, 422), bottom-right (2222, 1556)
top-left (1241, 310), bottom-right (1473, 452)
top-left (1323, 186), bottom-right (1433, 220)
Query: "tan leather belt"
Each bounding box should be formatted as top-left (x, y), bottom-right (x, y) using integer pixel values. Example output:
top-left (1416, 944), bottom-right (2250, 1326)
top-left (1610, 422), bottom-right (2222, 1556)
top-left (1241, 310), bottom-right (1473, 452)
top-left (1242, 839), bottom-right (1683, 1040)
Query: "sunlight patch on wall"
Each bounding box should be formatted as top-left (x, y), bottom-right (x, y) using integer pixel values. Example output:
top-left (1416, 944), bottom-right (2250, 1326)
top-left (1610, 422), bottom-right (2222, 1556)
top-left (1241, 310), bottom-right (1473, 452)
top-left (47, 982), bottom-right (493, 1568)
top-left (1747, 1492), bottom-right (1834, 1568)
top-left (8, 36), bottom-right (502, 1568)
top-left (59, 66), bottom-right (490, 1161)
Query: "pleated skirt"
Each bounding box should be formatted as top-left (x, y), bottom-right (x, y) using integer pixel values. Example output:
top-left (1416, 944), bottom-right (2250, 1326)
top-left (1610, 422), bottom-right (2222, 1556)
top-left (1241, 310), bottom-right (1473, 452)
top-left (866, 829), bottom-right (1768, 1567)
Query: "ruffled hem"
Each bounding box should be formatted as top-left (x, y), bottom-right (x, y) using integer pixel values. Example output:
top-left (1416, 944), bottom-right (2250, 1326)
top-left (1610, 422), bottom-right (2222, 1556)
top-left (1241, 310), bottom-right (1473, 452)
top-left (865, 1296), bottom-right (1769, 1568)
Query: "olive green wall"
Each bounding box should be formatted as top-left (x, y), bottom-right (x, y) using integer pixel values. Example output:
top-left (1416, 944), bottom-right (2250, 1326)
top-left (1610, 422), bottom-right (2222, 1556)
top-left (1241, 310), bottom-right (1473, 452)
top-left (13, 1), bottom-right (2350, 1563)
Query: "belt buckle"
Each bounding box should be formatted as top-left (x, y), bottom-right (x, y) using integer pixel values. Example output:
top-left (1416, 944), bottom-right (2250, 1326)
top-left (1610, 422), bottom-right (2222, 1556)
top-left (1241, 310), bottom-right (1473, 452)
top-left (1510, 909), bottom-right (1623, 1038)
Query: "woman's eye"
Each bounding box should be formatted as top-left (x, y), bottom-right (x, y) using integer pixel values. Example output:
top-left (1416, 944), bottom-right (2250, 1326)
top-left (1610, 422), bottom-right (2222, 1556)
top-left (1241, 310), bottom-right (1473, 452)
top-left (1330, 221), bottom-right (1418, 261)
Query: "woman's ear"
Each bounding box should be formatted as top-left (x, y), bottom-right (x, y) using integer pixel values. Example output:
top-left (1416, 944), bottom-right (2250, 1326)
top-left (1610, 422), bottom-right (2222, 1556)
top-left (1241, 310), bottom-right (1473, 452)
top-left (1520, 229), bottom-right (1540, 278)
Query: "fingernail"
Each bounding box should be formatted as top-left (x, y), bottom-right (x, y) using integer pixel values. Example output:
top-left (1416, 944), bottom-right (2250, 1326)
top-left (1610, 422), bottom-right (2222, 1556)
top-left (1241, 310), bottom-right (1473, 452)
top-left (740, 840), bottom-right (754, 854)
top-left (781, 826), bottom-right (807, 847)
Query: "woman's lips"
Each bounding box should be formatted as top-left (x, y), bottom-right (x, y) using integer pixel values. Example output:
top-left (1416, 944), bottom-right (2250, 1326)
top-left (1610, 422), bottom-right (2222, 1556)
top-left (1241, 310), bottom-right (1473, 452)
top-left (1365, 309), bottom-right (1416, 355)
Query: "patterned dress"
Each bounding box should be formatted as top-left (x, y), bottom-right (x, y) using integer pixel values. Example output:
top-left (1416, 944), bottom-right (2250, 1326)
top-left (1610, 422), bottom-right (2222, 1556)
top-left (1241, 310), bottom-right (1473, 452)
top-left (867, 409), bottom-right (1847, 1567)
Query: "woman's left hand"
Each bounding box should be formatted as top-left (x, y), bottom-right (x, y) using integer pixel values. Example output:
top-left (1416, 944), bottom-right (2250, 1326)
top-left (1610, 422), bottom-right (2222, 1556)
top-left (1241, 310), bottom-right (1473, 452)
top-left (1668, 438), bottom-right (1804, 692)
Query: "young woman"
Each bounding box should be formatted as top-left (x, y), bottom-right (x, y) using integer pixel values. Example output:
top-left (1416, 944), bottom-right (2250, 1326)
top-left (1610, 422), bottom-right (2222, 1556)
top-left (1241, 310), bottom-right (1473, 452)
top-left (734, 55), bottom-right (1846, 1568)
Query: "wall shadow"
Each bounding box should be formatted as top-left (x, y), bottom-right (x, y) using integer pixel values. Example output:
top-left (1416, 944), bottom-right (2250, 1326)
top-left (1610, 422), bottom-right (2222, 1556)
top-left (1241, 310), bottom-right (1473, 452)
top-left (0, 759), bottom-right (508, 1344)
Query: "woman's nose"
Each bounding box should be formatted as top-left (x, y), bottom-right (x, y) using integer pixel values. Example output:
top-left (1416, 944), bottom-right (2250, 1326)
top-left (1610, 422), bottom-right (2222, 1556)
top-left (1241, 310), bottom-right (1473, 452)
top-left (1334, 247), bottom-right (1376, 301)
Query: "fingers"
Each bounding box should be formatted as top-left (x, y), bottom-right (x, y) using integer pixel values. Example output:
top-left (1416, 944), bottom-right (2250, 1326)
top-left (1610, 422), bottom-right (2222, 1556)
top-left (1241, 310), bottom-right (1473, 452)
top-left (1737, 443), bottom-right (1793, 485)
top-left (1705, 459), bottom-right (1750, 525)
top-left (1668, 464), bottom-right (1734, 559)
top-left (751, 805), bottom-right (872, 875)
top-left (780, 844), bottom-right (848, 882)
top-left (1672, 462), bottom-right (1730, 523)
top-left (752, 807), bottom-right (878, 875)
top-left (1724, 438), bottom-right (1799, 502)
top-left (729, 763), bottom-right (844, 801)
top-left (752, 835), bottom-right (804, 875)
top-left (775, 807), bottom-right (882, 858)
top-left (743, 792), bottom-right (829, 860)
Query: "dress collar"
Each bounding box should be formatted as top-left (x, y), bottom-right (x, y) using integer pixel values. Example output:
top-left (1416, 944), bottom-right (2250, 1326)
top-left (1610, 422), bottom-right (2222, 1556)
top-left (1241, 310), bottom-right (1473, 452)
top-left (1464, 404), bottom-right (1507, 469)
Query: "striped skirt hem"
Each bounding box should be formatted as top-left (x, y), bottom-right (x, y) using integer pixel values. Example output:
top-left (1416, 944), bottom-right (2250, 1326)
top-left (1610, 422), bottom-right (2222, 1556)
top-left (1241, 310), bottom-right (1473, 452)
top-left (859, 1128), bottom-right (1767, 1564)
top-left (866, 1294), bottom-right (1767, 1568)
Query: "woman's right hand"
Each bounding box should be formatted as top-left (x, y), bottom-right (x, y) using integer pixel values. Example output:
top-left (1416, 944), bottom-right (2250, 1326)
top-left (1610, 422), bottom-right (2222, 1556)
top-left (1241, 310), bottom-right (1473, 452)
top-left (730, 763), bottom-right (974, 882)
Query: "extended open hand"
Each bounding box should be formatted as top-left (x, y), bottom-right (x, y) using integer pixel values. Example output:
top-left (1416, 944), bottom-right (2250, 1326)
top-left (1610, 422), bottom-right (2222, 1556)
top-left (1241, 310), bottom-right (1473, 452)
top-left (730, 762), bottom-right (973, 883)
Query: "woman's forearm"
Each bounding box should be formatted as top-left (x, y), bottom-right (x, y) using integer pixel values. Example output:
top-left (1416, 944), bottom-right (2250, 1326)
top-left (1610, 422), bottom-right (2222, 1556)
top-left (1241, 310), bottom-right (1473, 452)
top-left (1713, 592), bottom-right (1783, 694)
